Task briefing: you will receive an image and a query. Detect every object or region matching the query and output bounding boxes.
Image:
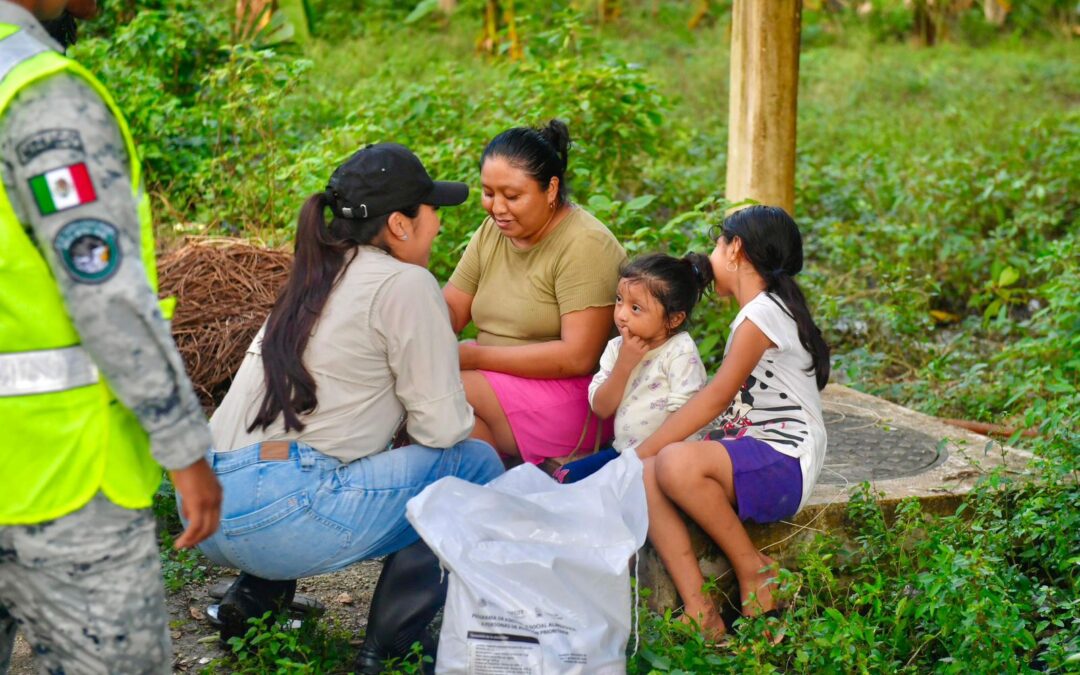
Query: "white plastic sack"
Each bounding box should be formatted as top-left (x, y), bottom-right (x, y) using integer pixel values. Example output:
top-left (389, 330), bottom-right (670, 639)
top-left (406, 449), bottom-right (648, 675)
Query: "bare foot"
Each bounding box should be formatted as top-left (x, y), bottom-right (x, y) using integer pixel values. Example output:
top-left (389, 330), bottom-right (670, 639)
top-left (739, 552), bottom-right (779, 618)
top-left (737, 553), bottom-right (787, 645)
top-left (679, 603), bottom-right (728, 643)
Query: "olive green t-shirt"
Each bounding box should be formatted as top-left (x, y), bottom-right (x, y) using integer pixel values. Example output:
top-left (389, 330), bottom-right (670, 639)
top-left (448, 207), bottom-right (627, 347)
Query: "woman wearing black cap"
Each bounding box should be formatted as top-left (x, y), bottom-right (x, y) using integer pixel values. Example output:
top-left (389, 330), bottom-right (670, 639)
top-left (196, 143), bottom-right (504, 672)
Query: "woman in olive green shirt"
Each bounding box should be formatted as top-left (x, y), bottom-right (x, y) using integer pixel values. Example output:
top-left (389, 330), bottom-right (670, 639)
top-left (444, 120), bottom-right (627, 465)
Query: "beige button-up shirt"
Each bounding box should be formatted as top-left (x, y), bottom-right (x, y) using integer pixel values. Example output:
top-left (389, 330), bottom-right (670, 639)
top-left (210, 246), bottom-right (475, 462)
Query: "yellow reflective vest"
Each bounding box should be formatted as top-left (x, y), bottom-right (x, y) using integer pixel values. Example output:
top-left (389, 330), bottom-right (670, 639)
top-left (0, 24), bottom-right (166, 524)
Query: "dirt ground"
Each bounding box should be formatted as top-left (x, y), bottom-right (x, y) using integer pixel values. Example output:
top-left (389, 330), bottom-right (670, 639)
top-left (8, 559), bottom-right (385, 673)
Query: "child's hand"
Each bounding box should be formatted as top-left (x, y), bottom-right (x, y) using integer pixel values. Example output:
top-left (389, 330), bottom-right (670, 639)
top-left (616, 326), bottom-right (650, 369)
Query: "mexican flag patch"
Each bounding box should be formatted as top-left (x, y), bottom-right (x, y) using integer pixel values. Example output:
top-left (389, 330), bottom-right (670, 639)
top-left (28, 162), bottom-right (97, 215)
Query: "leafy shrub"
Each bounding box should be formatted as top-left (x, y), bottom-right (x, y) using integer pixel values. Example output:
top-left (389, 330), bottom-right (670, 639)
top-left (71, 1), bottom-right (312, 232)
top-left (267, 49), bottom-right (668, 278)
top-left (214, 611), bottom-right (353, 674)
top-left (70, 1), bottom-right (230, 215)
top-left (183, 48), bottom-right (314, 232)
top-left (214, 610), bottom-right (429, 674)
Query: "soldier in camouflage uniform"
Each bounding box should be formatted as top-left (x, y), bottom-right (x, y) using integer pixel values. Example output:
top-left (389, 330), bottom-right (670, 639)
top-left (0, 1), bottom-right (222, 672)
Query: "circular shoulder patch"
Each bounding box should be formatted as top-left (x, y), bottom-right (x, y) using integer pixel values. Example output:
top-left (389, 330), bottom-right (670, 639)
top-left (52, 219), bottom-right (121, 284)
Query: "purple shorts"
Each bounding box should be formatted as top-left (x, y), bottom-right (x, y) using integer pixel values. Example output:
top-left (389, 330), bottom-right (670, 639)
top-left (706, 431), bottom-right (803, 524)
top-left (479, 370), bottom-right (615, 465)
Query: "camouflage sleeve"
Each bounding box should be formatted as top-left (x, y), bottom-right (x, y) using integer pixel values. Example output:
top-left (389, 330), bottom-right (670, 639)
top-left (0, 73), bottom-right (211, 470)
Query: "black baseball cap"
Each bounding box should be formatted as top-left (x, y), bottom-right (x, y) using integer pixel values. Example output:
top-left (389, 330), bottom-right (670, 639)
top-left (326, 143), bottom-right (468, 220)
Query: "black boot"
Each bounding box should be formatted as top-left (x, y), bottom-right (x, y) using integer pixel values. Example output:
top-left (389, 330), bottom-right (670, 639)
top-left (355, 539), bottom-right (447, 674)
top-left (215, 573), bottom-right (297, 643)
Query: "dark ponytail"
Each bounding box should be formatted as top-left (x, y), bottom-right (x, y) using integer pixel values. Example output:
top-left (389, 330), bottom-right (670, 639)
top-left (248, 193), bottom-right (416, 433)
top-left (620, 251), bottom-right (714, 333)
top-left (481, 119), bottom-right (572, 204)
top-left (721, 205), bottom-right (831, 390)
top-left (684, 251), bottom-right (715, 300)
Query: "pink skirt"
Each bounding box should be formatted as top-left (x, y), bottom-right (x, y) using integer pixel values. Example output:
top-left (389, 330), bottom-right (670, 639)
top-left (479, 370), bottom-right (615, 465)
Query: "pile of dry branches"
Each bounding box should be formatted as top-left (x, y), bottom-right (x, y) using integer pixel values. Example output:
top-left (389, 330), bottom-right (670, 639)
top-left (158, 238), bottom-right (292, 412)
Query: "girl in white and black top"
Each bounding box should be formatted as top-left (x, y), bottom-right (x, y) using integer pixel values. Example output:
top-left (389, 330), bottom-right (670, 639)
top-left (632, 205), bottom-right (830, 641)
top-left (710, 290), bottom-right (827, 512)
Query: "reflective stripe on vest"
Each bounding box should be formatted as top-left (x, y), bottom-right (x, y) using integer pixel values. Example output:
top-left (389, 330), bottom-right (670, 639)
top-left (0, 346), bottom-right (99, 397)
top-left (0, 27), bottom-right (45, 77)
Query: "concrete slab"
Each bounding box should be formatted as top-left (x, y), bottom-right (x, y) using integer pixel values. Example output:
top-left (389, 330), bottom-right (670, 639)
top-left (637, 384), bottom-right (1036, 610)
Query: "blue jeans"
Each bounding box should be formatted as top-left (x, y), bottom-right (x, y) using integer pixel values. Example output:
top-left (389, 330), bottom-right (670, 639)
top-left (195, 439), bottom-right (503, 580)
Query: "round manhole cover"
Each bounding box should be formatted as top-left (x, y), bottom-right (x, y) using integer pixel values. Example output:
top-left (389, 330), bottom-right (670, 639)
top-left (819, 404), bottom-right (947, 484)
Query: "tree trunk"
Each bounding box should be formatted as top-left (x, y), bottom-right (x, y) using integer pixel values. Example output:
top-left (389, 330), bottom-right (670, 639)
top-left (725, 0), bottom-right (801, 215)
top-left (982, 0), bottom-right (1008, 27)
top-left (912, 0), bottom-right (936, 46)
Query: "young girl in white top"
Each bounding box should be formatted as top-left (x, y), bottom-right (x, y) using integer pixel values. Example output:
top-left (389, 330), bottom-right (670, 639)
top-left (633, 205), bottom-right (830, 641)
top-left (556, 253), bottom-right (714, 483)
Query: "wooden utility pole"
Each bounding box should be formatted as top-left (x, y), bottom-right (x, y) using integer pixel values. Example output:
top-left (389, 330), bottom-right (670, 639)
top-left (725, 0), bottom-right (801, 215)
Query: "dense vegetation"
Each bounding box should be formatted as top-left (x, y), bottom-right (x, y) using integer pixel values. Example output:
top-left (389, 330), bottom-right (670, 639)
top-left (75, 1), bottom-right (1077, 671)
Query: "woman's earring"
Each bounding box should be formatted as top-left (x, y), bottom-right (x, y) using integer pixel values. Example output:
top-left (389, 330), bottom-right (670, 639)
top-left (401, 235), bottom-right (409, 241)
top-left (725, 260), bottom-right (738, 272)
top-left (548, 201), bottom-right (555, 210)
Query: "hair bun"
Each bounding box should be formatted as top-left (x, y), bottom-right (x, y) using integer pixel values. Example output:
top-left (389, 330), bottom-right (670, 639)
top-left (538, 119), bottom-right (571, 170)
top-left (683, 252), bottom-right (714, 297)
